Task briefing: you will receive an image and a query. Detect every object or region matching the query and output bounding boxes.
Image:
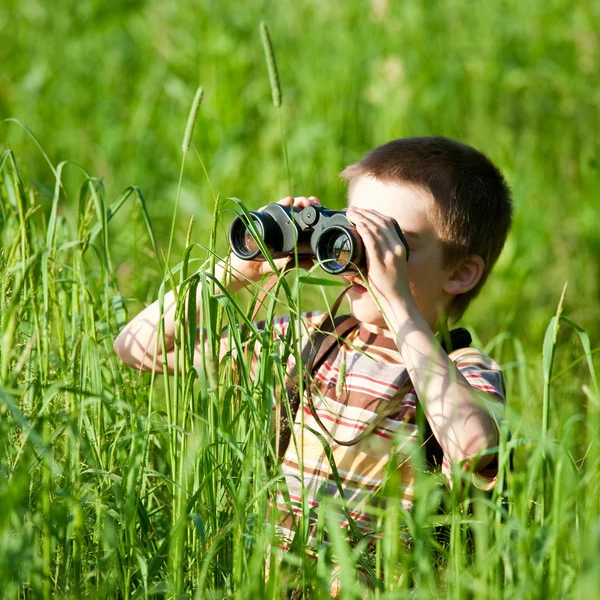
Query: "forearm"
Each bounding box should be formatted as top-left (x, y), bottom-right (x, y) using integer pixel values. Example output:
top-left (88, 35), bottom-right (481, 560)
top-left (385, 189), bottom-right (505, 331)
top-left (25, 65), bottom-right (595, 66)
top-left (113, 260), bottom-right (255, 372)
top-left (388, 299), bottom-right (499, 471)
top-left (113, 196), bottom-right (322, 373)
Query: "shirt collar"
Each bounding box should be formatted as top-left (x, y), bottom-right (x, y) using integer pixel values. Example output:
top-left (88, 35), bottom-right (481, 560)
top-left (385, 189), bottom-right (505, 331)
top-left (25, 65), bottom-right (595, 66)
top-left (357, 323), bottom-right (399, 350)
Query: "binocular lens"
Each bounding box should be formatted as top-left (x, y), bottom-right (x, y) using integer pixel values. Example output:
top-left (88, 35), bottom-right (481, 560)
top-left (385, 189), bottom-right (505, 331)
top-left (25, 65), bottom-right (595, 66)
top-left (229, 211), bottom-right (285, 260)
top-left (327, 234), bottom-right (352, 269)
top-left (229, 214), bottom-right (264, 259)
top-left (316, 226), bottom-right (358, 274)
top-left (241, 218), bottom-right (260, 255)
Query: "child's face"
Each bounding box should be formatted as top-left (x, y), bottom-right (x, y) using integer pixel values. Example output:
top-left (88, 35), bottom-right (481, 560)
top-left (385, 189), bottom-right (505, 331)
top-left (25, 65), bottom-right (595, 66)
top-left (344, 175), bottom-right (454, 329)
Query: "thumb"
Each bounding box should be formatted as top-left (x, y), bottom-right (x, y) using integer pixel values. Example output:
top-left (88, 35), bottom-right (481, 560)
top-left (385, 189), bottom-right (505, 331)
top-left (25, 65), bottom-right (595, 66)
top-left (263, 255), bottom-right (292, 274)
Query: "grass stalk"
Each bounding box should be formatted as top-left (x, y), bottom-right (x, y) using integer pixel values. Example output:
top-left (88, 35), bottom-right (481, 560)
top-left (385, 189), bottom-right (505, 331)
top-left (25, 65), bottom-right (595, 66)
top-left (1, 87), bottom-right (599, 596)
top-left (260, 20), bottom-right (291, 197)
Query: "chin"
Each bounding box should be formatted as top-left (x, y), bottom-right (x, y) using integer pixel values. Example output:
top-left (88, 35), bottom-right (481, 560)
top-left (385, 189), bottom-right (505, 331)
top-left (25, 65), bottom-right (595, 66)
top-left (347, 294), bottom-right (387, 327)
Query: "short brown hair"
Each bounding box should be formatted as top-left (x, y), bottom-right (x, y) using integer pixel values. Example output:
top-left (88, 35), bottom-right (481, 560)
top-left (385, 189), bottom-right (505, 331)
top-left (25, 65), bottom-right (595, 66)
top-left (341, 137), bottom-right (512, 320)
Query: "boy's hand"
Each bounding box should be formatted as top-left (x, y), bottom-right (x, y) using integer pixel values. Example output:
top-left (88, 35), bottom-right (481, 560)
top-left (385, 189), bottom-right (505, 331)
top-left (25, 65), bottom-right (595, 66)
top-left (229, 196), bottom-right (320, 281)
top-left (346, 206), bottom-right (412, 308)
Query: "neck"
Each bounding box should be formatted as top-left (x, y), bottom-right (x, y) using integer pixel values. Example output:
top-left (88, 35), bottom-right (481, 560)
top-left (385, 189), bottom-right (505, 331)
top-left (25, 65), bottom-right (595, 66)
top-left (360, 322), bottom-right (395, 337)
top-left (362, 315), bottom-right (444, 336)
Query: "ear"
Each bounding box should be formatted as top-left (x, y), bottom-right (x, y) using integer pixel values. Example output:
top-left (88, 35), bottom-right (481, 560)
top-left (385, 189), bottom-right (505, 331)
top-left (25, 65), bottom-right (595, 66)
top-left (443, 255), bottom-right (485, 296)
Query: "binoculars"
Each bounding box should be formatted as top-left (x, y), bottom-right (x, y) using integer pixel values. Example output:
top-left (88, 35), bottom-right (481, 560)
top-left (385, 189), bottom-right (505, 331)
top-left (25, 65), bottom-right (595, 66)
top-left (229, 204), bottom-right (409, 275)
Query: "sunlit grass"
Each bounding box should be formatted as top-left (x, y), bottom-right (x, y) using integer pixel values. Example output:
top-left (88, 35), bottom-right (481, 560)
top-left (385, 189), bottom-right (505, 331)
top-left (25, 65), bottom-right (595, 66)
top-left (1, 139), bottom-right (599, 598)
top-left (2, 2), bottom-right (599, 596)
top-left (2, 1), bottom-right (598, 346)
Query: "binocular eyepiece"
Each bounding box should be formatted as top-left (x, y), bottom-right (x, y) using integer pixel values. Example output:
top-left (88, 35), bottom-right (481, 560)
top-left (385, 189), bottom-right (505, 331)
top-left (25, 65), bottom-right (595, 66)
top-left (229, 204), bottom-right (409, 275)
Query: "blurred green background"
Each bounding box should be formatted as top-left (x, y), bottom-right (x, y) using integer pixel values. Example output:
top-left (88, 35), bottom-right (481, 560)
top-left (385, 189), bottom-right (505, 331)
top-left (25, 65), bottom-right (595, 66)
top-left (2, 0), bottom-right (599, 347)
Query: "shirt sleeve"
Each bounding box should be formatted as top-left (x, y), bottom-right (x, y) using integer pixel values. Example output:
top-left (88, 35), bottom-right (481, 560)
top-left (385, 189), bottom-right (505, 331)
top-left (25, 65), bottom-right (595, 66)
top-left (445, 347), bottom-right (506, 491)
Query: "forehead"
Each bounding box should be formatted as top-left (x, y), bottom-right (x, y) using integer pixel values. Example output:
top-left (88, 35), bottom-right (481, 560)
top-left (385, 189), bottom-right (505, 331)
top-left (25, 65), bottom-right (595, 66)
top-left (347, 175), bottom-right (436, 232)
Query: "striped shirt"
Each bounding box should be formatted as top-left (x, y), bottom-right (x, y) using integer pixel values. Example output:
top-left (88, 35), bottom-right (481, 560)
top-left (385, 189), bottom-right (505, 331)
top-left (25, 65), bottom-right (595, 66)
top-left (256, 312), bottom-right (505, 546)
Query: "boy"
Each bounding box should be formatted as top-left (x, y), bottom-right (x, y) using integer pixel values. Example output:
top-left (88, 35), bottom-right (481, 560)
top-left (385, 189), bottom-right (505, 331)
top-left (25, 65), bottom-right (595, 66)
top-left (114, 136), bottom-right (510, 559)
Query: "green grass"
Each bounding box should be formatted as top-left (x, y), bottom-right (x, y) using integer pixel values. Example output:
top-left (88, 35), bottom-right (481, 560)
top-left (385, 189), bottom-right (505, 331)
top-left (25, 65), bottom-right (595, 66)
top-left (2, 0), bottom-right (598, 342)
top-left (1, 131), bottom-right (599, 599)
top-left (1, 0), bottom-right (600, 597)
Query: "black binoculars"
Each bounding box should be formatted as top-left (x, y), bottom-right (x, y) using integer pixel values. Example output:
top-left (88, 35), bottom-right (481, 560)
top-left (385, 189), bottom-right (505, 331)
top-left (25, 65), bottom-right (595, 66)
top-left (229, 204), bottom-right (409, 275)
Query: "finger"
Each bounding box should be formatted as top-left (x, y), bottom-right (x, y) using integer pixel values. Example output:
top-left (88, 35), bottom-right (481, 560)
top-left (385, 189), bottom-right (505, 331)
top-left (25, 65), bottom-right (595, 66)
top-left (348, 207), bottom-right (392, 229)
top-left (358, 218), bottom-right (403, 264)
top-left (348, 208), bottom-right (405, 252)
top-left (346, 207), bottom-right (378, 226)
top-left (293, 195), bottom-right (322, 210)
top-left (355, 220), bottom-right (384, 261)
top-left (348, 209), bottom-right (389, 242)
top-left (270, 255), bottom-right (292, 272)
top-left (293, 196), bottom-right (309, 208)
top-left (260, 196), bottom-right (293, 211)
top-left (293, 196), bottom-right (316, 209)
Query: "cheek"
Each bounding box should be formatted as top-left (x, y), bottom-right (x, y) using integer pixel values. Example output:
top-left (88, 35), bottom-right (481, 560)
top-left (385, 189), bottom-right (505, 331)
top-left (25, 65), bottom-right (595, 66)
top-left (348, 293), bottom-right (374, 310)
top-left (406, 273), bottom-right (440, 310)
top-left (406, 263), bottom-right (448, 308)
top-left (406, 263), bottom-right (426, 293)
top-left (406, 251), bottom-right (444, 294)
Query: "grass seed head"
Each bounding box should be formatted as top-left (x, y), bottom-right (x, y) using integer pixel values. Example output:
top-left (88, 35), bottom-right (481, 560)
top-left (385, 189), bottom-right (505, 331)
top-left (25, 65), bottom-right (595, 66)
top-left (182, 86), bottom-right (204, 153)
top-left (260, 21), bottom-right (282, 108)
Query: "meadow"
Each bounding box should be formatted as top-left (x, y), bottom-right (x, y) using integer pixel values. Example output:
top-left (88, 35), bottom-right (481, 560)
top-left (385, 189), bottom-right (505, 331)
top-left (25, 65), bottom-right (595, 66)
top-left (1, 0), bottom-right (599, 597)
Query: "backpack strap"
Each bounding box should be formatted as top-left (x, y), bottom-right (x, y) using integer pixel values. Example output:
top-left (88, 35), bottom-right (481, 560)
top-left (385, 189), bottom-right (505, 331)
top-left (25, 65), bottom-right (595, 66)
top-left (278, 288), bottom-right (358, 459)
top-left (440, 327), bottom-right (472, 354)
top-left (280, 298), bottom-right (473, 466)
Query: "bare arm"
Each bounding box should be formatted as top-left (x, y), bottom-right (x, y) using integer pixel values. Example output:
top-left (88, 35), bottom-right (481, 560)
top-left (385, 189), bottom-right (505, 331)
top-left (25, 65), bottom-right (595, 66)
top-left (388, 302), bottom-right (499, 471)
top-left (113, 195), bottom-right (321, 374)
top-left (113, 260), bottom-right (252, 374)
top-left (346, 206), bottom-right (500, 471)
